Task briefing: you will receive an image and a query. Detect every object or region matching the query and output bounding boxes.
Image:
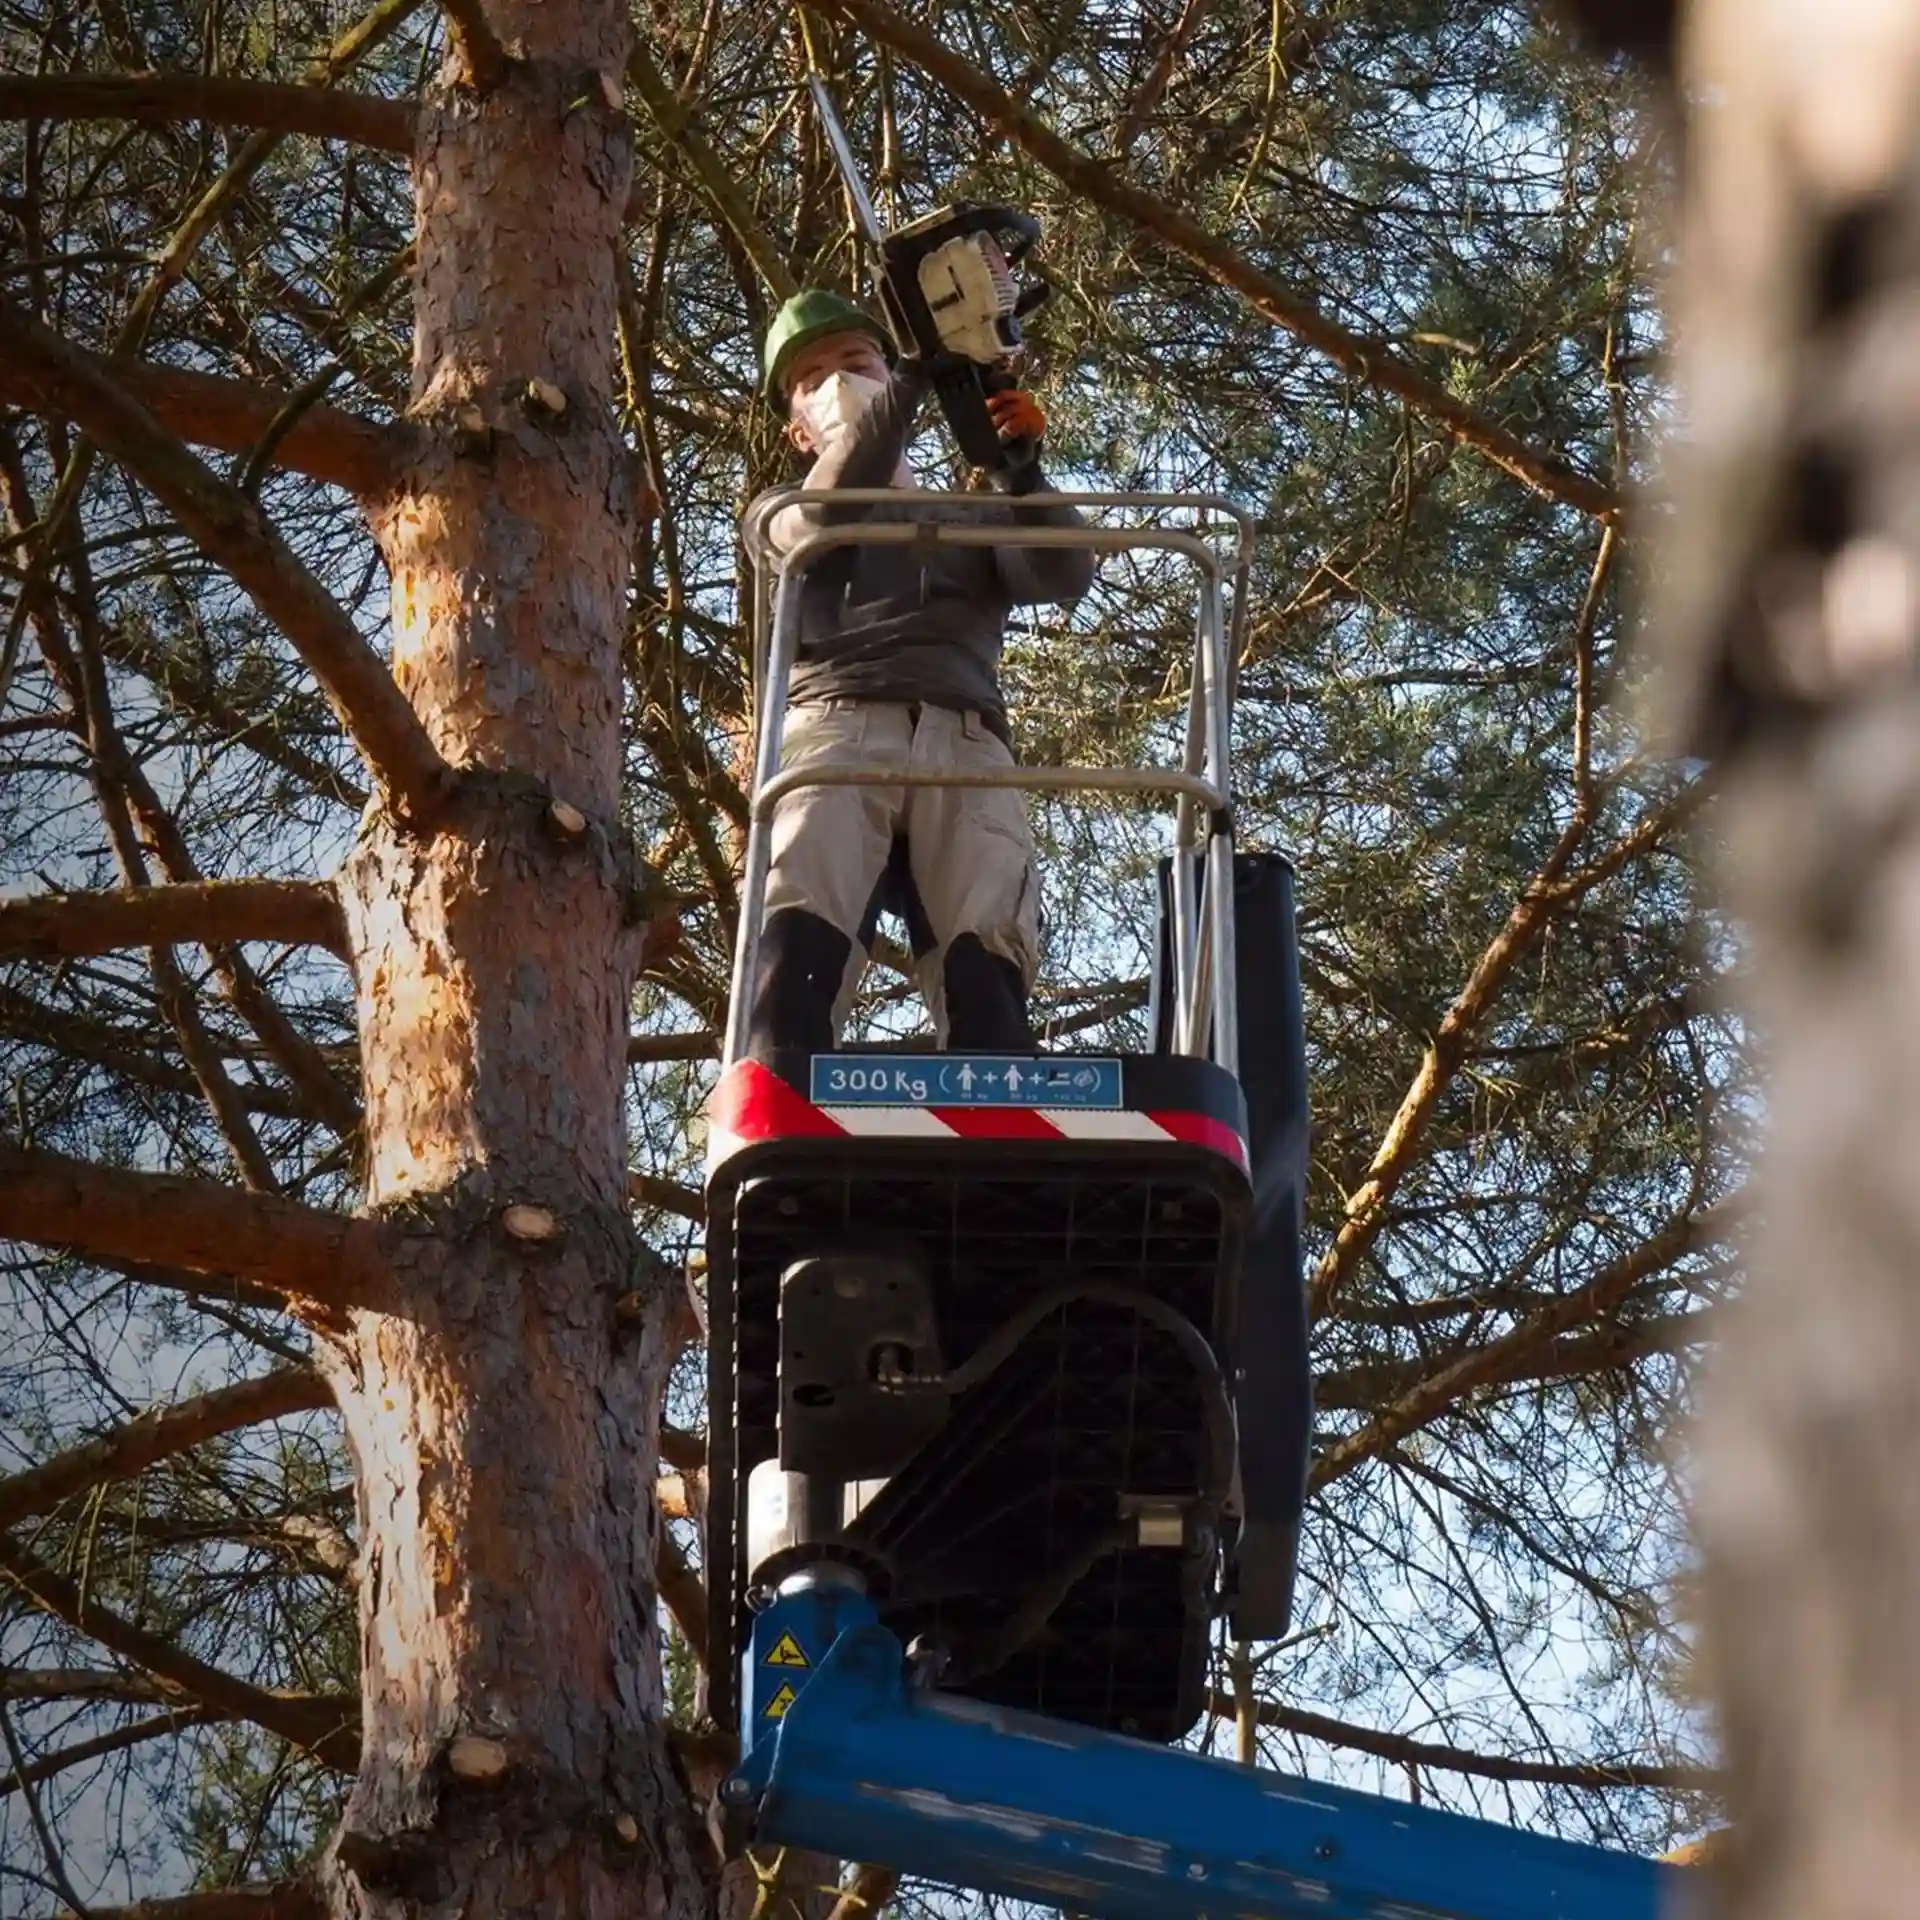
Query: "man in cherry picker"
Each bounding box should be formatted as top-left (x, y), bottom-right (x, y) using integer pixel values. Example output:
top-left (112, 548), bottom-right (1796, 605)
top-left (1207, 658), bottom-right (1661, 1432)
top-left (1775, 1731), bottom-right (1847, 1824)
top-left (746, 288), bottom-right (1095, 1061)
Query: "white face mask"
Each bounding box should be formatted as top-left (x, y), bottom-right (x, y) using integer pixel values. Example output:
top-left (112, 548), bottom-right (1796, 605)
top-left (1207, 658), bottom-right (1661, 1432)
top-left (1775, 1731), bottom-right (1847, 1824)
top-left (796, 369), bottom-right (886, 444)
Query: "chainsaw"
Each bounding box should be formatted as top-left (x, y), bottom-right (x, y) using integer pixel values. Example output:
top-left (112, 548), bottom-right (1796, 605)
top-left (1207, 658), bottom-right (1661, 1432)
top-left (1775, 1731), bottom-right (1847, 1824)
top-left (809, 74), bottom-right (1052, 494)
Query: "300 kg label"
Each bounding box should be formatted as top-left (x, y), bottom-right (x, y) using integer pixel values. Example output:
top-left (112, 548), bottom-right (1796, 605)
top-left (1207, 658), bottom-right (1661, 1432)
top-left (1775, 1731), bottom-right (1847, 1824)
top-left (809, 1054), bottom-right (1124, 1109)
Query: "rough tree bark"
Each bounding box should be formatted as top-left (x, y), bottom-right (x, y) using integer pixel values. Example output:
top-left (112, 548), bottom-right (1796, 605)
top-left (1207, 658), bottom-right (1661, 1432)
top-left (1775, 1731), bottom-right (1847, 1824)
top-left (1580, 1), bottom-right (1920, 1915)
top-left (299, 5), bottom-right (706, 1916)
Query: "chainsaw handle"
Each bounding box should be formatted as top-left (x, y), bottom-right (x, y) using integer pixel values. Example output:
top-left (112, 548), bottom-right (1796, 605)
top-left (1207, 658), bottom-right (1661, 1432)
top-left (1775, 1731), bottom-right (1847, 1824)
top-left (962, 204), bottom-right (1042, 266)
top-left (979, 364), bottom-right (1044, 494)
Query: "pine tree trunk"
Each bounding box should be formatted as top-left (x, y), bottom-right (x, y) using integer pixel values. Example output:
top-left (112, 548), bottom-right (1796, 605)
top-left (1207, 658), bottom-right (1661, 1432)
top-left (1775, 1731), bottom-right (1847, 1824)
top-left (308, 13), bottom-right (707, 1914)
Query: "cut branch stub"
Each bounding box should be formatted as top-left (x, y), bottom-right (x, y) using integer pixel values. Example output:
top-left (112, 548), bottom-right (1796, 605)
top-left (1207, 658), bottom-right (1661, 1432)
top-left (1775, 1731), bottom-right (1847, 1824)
top-left (441, 0), bottom-right (513, 93)
top-left (502, 1202), bottom-right (561, 1242)
top-left (445, 1732), bottom-right (511, 1780)
top-left (0, 72), bottom-right (416, 150)
top-left (454, 404), bottom-right (494, 453)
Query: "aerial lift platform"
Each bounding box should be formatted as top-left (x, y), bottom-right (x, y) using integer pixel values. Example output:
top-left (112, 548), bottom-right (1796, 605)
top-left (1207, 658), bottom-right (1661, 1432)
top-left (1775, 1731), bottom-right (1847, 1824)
top-left (702, 491), bottom-right (1684, 1920)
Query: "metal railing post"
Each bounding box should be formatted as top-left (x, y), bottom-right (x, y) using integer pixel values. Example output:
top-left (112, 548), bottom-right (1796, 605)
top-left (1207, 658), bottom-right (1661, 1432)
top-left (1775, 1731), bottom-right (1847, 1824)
top-left (1202, 575), bottom-right (1239, 1080)
top-left (721, 566), bottom-right (806, 1066)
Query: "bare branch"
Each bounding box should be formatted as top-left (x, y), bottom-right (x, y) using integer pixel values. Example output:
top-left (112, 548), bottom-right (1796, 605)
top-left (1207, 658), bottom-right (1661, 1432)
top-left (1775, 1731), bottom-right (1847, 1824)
top-left (0, 73), bottom-right (414, 151)
top-left (808, 0), bottom-right (1619, 519)
top-left (1113, 0), bottom-right (1215, 154)
top-left (0, 299), bottom-right (452, 824)
top-left (655, 1523), bottom-right (706, 1667)
top-left (0, 1695), bottom-right (92, 1915)
top-left (1203, 1691), bottom-right (1707, 1791)
top-left (40, 1884), bottom-right (323, 1920)
top-left (4, 1701), bottom-right (225, 1798)
top-left (626, 1030), bottom-right (717, 1064)
top-left (0, 1536), bottom-right (359, 1770)
top-left (0, 881), bottom-right (347, 964)
top-left (0, 1671), bottom-right (174, 1705)
top-left (629, 1170), bottom-right (703, 1222)
top-left (1314, 1306), bottom-right (1717, 1409)
top-left (0, 351), bottom-right (402, 495)
top-left (0, 1144), bottom-right (395, 1311)
top-left (0, 1369), bottom-right (331, 1532)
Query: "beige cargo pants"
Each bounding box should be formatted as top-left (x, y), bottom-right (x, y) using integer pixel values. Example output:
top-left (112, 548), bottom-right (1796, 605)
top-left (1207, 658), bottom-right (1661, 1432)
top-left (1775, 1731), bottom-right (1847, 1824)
top-left (763, 699), bottom-right (1041, 1042)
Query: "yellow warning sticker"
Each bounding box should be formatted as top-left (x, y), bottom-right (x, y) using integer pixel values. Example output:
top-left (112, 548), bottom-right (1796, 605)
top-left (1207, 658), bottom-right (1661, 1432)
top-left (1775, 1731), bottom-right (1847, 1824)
top-left (763, 1632), bottom-right (811, 1670)
top-left (763, 1682), bottom-right (799, 1721)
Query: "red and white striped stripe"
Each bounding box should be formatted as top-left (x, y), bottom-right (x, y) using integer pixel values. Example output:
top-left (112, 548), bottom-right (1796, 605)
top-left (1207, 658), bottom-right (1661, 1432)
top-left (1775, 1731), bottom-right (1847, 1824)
top-left (706, 1061), bottom-right (1248, 1176)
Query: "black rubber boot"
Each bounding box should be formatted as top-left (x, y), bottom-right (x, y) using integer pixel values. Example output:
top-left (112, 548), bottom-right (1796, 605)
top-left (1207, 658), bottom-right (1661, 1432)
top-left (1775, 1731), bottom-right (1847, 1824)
top-left (746, 907), bottom-right (855, 1059)
top-left (943, 932), bottom-right (1034, 1051)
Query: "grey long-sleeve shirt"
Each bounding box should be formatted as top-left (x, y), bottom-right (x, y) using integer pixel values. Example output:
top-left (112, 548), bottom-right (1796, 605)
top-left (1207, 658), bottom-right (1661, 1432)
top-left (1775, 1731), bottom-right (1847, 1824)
top-left (766, 365), bottom-right (1095, 737)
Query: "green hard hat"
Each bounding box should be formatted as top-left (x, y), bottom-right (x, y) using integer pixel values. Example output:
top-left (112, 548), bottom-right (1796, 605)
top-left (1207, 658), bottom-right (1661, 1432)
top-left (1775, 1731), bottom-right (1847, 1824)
top-left (762, 288), bottom-right (894, 406)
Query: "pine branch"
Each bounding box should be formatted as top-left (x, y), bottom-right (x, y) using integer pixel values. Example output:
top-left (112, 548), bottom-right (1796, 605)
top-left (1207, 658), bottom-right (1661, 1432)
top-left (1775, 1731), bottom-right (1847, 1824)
top-left (0, 484), bottom-right (295, 1188)
top-left (1309, 783), bottom-right (1694, 1323)
top-left (59, 666), bottom-right (364, 1142)
top-left (0, 984), bottom-right (313, 1123)
top-left (0, 881), bottom-right (347, 964)
top-left (0, 1145), bottom-right (395, 1311)
top-left (0, 1369), bottom-right (331, 1532)
top-left (99, 619), bottom-right (369, 808)
top-left (1311, 1198), bottom-right (1732, 1491)
top-left (808, 0), bottom-right (1618, 519)
top-left (0, 0), bottom-right (428, 726)
top-left (1304, 535), bottom-right (1648, 1322)
top-left (0, 300), bottom-right (452, 824)
top-left (1202, 1691), bottom-right (1707, 1791)
top-left (0, 1536), bottom-right (359, 1770)
top-left (0, 73), bottom-right (414, 150)
top-left (1315, 1305), bottom-right (1716, 1410)
top-left (628, 41), bottom-right (796, 299)
top-left (0, 351), bottom-right (402, 495)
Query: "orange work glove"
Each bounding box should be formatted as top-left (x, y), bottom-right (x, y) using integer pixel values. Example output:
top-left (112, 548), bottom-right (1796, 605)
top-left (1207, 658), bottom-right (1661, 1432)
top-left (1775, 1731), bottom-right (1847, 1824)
top-left (986, 388), bottom-right (1046, 443)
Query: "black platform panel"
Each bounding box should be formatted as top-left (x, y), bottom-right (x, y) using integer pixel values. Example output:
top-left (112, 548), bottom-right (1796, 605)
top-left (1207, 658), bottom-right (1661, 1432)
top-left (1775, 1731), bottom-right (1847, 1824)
top-left (704, 1049), bottom-right (1251, 1742)
top-left (1152, 851), bottom-right (1313, 1638)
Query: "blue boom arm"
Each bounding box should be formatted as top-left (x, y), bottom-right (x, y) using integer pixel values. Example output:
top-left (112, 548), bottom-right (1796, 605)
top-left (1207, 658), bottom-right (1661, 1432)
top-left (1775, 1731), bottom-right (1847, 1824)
top-left (723, 1579), bottom-right (1688, 1920)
